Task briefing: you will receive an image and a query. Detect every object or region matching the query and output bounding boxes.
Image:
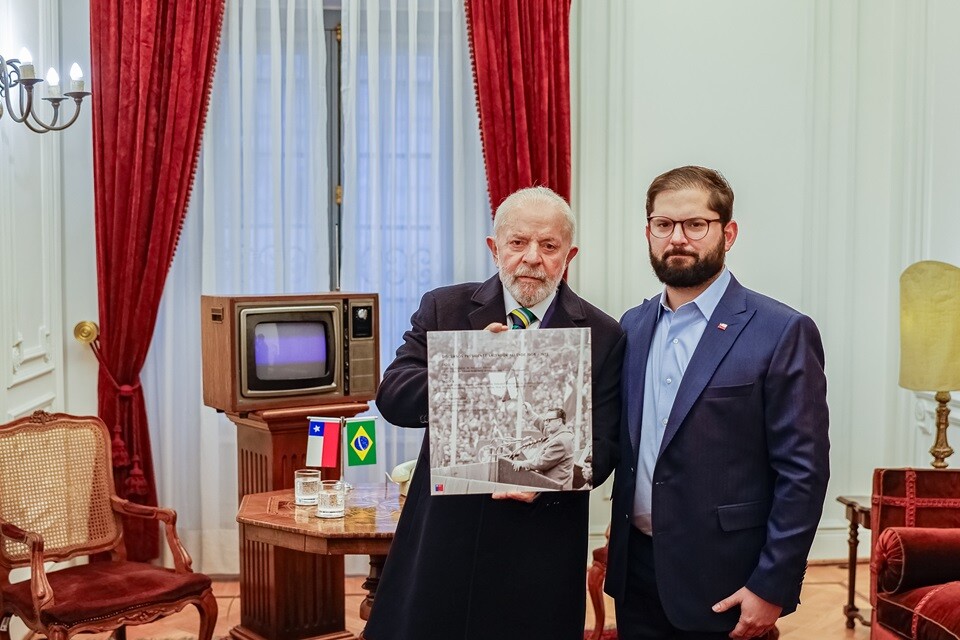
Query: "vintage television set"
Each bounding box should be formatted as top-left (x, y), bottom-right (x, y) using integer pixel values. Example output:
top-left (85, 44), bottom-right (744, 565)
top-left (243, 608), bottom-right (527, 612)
top-left (201, 293), bottom-right (379, 414)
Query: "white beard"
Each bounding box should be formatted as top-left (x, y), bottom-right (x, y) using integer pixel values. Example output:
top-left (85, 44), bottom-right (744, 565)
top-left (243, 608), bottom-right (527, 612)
top-left (499, 266), bottom-right (559, 308)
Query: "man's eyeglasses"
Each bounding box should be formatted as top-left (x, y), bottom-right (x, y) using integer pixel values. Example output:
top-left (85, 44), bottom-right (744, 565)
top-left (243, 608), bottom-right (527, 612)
top-left (647, 216), bottom-right (722, 240)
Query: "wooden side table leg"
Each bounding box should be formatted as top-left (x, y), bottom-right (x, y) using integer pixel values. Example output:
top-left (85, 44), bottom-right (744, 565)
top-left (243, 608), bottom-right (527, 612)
top-left (842, 507), bottom-right (860, 629)
top-left (360, 554), bottom-right (386, 621)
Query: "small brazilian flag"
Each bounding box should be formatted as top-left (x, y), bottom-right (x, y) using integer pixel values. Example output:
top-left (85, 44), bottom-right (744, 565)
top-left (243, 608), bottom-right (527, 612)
top-left (346, 418), bottom-right (377, 466)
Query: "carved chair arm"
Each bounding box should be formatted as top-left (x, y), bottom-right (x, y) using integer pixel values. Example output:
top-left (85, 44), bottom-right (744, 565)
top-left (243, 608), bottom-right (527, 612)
top-left (0, 517), bottom-right (55, 614)
top-left (110, 496), bottom-right (194, 573)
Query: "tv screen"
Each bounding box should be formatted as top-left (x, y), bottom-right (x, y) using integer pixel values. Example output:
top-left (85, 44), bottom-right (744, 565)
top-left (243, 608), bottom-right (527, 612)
top-left (253, 321), bottom-right (328, 380)
top-left (240, 305), bottom-right (340, 397)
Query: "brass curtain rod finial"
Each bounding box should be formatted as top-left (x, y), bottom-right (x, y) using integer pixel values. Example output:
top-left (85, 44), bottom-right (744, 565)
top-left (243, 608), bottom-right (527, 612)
top-left (74, 320), bottom-right (99, 344)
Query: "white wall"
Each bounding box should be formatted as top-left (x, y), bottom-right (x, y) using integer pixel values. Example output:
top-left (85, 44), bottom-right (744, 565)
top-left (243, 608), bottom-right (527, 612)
top-left (1, 0), bottom-right (68, 420)
top-left (59, 0), bottom-right (99, 416)
top-left (0, 0), bottom-right (97, 421)
top-left (0, 3), bottom-right (95, 634)
top-left (570, 0), bottom-right (960, 560)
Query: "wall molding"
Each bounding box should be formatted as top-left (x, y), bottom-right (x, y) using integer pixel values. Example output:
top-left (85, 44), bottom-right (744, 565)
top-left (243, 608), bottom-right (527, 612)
top-left (0, 0), bottom-right (65, 415)
top-left (0, 0), bottom-right (14, 403)
top-left (890, 0), bottom-right (933, 464)
top-left (898, 0), bottom-right (931, 265)
top-left (39, 0), bottom-right (64, 409)
top-left (803, 0), bottom-right (862, 491)
top-left (810, 520), bottom-right (871, 562)
top-left (9, 333), bottom-right (54, 386)
top-left (911, 392), bottom-right (960, 435)
top-left (5, 391), bottom-right (55, 421)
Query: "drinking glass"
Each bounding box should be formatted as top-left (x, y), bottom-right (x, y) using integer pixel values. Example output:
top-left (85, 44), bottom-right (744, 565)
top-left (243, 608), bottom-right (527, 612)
top-left (294, 469), bottom-right (321, 506)
top-left (316, 480), bottom-right (346, 518)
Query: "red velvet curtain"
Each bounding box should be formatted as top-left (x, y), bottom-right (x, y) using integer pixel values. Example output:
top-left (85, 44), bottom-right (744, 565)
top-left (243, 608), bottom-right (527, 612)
top-left (90, 0), bottom-right (225, 561)
top-left (465, 0), bottom-right (572, 218)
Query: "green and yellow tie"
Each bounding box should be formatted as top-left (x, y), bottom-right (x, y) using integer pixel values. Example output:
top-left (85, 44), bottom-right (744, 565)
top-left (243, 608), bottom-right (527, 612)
top-left (509, 307), bottom-right (537, 329)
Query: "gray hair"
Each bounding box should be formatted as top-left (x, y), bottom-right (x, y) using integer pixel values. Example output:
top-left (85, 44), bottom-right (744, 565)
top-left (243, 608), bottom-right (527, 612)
top-left (492, 186), bottom-right (576, 241)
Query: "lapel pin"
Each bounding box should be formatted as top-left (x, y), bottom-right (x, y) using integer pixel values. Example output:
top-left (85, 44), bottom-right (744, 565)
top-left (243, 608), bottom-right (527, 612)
top-left (717, 323), bottom-right (728, 331)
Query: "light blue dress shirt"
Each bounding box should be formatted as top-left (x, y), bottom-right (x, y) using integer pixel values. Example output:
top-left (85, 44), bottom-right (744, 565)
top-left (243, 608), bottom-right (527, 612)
top-left (632, 268), bottom-right (732, 534)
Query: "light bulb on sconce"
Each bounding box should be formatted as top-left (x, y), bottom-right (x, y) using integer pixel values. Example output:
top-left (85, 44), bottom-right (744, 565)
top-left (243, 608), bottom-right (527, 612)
top-left (17, 47), bottom-right (35, 79)
top-left (69, 63), bottom-right (84, 93)
top-left (45, 67), bottom-right (60, 97)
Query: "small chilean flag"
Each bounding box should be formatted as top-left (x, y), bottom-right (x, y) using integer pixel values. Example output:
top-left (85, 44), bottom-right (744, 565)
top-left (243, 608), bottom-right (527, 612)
top-left (306, 417), bottom-right (341, 468)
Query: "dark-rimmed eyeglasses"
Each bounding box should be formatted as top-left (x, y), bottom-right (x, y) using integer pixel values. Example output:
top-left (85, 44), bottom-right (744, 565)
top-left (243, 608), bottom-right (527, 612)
top-left (647, 216), bottom-right (722, 240)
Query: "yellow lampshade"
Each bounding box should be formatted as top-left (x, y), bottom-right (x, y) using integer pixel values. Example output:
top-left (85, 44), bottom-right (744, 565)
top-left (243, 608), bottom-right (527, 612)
top-left (899, 261), bottom-right (960, 391)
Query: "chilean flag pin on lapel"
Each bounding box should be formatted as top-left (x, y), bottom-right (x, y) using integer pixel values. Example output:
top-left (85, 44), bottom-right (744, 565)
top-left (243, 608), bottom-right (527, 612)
top-left (717, 323), bottom-right (728, 331)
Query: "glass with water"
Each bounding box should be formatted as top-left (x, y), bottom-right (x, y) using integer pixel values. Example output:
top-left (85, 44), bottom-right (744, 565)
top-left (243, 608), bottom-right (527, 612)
top-left (294, 469), bottom-right (321, 506)
top-left (316, 480), bottom-right (346, 518)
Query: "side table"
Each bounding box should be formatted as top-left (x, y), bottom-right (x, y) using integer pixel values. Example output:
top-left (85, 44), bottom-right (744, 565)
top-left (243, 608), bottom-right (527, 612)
top-left (236, 484), bottom-right (401, 640)
top-left (836, 495), bottom-right (871, 628)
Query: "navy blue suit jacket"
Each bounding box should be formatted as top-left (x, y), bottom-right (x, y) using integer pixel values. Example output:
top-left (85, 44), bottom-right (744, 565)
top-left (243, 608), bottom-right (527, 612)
top-left (604, 274), bottom-right (830, 632)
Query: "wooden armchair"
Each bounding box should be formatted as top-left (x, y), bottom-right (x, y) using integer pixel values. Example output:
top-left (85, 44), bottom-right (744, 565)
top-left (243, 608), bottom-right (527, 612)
top-left (0, 411), bottom-right (217, 640)
top-left (586, 527), bottom-right (610, 640)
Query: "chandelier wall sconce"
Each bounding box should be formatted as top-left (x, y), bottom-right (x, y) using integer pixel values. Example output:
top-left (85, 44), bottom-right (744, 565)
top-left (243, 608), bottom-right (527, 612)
top-left (0, 47), bottom-right (91, 133)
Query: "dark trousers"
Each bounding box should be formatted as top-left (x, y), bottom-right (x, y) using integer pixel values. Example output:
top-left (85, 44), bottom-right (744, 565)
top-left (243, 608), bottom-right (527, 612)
top-left (615, 527), bottom-right (733, 640)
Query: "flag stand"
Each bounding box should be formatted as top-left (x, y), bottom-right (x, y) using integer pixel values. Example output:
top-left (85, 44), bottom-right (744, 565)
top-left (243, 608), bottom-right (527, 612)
top-left (338, 417), bottom-right (353, 491)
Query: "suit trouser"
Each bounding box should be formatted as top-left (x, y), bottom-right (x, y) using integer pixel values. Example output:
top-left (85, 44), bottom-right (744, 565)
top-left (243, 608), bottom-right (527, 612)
top-left (615, 526), bottom-right (774, 640)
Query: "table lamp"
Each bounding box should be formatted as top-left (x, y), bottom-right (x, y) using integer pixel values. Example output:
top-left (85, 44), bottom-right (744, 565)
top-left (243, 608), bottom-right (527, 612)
top-left (899, 260), bottom-right (960, 468)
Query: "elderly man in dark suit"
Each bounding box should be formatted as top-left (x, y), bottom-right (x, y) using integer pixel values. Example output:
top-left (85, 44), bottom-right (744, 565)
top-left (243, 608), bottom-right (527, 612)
top-left (364, 186), bottom-right (625, 640)
top-left (605, 166), bottom-right (830, 640)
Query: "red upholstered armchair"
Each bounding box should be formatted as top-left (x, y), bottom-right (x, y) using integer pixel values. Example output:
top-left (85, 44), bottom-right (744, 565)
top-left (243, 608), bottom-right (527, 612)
top-left (870, 468), bottom-right (960, 639)
top-left (0, 411), bottom-right (217, 640)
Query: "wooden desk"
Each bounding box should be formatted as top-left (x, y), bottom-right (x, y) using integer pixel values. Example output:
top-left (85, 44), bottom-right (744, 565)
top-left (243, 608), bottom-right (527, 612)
top-left (836, 495), bottom-right (871, 628)
top-left (237, 484), bottom-right (403, 640)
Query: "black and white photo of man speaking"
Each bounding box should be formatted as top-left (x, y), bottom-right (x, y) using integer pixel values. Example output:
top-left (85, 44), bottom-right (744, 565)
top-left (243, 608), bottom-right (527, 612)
top-left (510, 407), bottom-right (575, 489)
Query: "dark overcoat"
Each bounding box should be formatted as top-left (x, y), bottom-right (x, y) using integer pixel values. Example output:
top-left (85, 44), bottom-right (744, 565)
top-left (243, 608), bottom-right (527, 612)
top-left (364, 275), bottom-right (625, 640)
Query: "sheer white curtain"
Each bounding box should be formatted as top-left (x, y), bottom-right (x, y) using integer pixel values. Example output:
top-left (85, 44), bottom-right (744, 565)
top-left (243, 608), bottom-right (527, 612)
top-left (340, 0), bottom-right (490, 483)
top-left (142, 0), bottom-right (330, 575)
top-left (142, 0), bottom-right (489, 575)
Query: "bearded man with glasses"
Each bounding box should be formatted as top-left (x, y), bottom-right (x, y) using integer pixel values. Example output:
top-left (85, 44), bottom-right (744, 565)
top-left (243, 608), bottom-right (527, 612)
top-left (605, 166), bottom-right (830, 640)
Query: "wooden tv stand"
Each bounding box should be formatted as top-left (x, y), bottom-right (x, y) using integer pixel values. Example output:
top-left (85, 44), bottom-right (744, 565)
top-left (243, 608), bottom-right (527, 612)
top-left (226, 402), bottom-right (369, 640)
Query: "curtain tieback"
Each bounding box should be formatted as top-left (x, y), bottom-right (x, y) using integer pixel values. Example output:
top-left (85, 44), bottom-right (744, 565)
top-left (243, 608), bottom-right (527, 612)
top-left (87, 341), bottom-right (142, 395)
top-left (125, 455), bottom-right (149, 496)
top-left (86, 340), bottom-right (142, 471)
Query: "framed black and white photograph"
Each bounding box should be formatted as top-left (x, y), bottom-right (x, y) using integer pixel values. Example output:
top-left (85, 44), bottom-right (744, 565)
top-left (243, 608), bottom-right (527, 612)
top-left (426, 328), bottom-right (592, 495)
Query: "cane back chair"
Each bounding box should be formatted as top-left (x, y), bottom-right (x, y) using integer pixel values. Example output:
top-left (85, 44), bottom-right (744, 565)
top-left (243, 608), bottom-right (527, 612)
top-left (0, 411), bottom-right (216, 640)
